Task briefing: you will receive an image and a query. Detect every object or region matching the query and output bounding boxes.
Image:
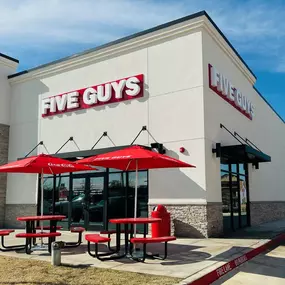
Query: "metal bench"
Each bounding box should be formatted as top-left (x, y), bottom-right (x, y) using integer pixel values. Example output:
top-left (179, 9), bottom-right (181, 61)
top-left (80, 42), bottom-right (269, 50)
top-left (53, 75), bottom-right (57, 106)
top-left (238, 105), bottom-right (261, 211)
top-left (130, 236), bottom-right (176, 262)
top-left (85, 234), bottom-right (124, 261)
top-left (64, 226), bottom-right (85, 248)
top-left (16, 232), bottom-right (61, 254)
top-left (0, 230), bottom-right (25, 252)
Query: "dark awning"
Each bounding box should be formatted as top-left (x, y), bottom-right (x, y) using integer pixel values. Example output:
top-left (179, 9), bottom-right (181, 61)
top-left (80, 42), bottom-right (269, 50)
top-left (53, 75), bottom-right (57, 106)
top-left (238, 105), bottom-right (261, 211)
top-left (18, 145), bottom-right (153, 161)
top-left (220, 144), bottom-right (271, 164)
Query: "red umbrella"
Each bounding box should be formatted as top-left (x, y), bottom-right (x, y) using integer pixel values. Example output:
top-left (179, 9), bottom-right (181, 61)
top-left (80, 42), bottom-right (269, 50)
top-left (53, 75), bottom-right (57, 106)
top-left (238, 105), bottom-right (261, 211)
top-left (0, 154), bottom-right (94, 218)
top-left (77, 145), bottom-right (195, 234)
top-left (77, 145), bottom-right (195, 170)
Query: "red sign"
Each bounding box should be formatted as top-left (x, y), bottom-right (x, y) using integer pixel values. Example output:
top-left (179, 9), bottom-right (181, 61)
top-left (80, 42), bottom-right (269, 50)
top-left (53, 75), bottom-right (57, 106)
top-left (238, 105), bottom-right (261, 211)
top-left (208, 64), bottom-right (254, 120)
top-left (41, 74), bottom-right (144, 117)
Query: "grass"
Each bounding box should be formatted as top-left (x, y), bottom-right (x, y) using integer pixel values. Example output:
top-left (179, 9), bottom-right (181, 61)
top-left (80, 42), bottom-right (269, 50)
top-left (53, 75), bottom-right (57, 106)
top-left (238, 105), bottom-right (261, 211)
top-left (0, 256), bottom-right (181, 285)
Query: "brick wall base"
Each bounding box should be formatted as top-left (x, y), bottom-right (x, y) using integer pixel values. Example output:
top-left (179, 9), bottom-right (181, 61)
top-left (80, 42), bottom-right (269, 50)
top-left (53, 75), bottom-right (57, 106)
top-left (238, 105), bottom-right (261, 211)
top-left (4, 204), bottom-right (37, 228)
top-left (250, 202), bottom-right (285, 226)
top-left (148, 203), bottom-right (223, 238)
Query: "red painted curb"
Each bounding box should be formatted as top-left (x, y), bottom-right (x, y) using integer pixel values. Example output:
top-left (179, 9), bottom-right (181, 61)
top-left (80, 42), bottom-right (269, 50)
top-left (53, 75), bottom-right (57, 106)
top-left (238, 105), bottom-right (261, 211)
top-left (188, 233), bottom-right (285, 285)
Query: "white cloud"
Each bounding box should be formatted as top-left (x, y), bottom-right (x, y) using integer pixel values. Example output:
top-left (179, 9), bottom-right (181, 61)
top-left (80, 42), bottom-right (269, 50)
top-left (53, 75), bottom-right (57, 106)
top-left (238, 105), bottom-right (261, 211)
top-left (0, 0), bottom-right (187, 45)
top-left (1, 0), bottom-right (285, 72)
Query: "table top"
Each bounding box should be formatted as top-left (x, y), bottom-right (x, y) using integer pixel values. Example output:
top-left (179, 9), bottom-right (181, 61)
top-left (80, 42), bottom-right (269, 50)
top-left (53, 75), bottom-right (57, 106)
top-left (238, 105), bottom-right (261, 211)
top-left (109, 217), bottom-right (161, 224)
top-left (17, 215), bottom-right (66, 221)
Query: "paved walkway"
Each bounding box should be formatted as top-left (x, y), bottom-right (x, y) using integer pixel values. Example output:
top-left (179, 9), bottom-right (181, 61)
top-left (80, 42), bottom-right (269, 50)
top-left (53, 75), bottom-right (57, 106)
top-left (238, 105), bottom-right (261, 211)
top-left (1, 218), bottom-right (285, 282)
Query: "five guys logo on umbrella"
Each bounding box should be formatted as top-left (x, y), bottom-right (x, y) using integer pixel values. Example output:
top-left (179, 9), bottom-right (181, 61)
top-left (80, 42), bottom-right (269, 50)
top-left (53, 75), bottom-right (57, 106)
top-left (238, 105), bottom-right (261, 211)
top-left (47, 163), bottom-right (75, 168)
top-left (41, 74), bottom-right (144, 117)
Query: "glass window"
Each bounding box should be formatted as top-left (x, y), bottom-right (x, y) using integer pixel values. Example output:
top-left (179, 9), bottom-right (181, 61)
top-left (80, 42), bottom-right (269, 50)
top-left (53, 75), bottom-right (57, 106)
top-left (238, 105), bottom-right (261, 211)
top-left (108, 173), bottom-right (127, 219)
top-left (109, 168), bottom-right (123, 173)
top-left (56, 176), bottom-right (70, 202)
top-left (128, 171), bottom-right (148, 218)
top-left (43, 177), bottom-right (54, 215)
top-left (239, 164), bottom-right (246, 175)
top-left (231, 164), bottom-right (237, 173)
top-left (221, 171), bottom-right (231, 232)
top-left (54, 176), bottom-right (70, 227)
top-left (89, 177), bottom-right (105, 227)
top-left (71, 167), bottom-right (105, 174)
top-left (240, 176), bottom-right (248, 227)
top-left (220, 164), bottom-right (229, 172)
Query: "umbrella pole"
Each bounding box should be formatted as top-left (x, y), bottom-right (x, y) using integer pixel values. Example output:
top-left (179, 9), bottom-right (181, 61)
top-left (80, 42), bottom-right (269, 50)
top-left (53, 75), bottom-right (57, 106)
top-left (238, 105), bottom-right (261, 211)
top-left (40, 169), bottom-right (44, 246)
top-left (133, 160), bottom-right (138, 252)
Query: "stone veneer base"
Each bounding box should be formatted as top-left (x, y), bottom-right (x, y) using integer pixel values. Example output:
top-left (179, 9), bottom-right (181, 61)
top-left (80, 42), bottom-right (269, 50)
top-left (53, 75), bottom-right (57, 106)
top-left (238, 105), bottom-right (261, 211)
top-left (4, 204), bottom-right (37, 229)
top-left (148, 203), bottom-right (223, 238)
top-left (250, 202), bottom-right (285, 226)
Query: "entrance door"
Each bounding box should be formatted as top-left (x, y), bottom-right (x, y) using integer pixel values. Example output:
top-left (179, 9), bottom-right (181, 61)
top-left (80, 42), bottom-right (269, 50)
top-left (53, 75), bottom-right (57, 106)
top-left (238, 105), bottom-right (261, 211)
top-left (70, 174), bottom-right (105, 231)
top-left (221, 163), bottom-right (250, 233)
top-left (107, 170), bottom-right (148, 231)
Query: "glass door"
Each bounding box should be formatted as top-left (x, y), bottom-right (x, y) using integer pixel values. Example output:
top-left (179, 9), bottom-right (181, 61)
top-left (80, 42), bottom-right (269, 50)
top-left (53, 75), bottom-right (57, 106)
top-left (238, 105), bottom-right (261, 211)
top-left (107, 170), bottom-right (148, 231)
top-left (70, 174), bottom-right (105, 231)
top-left (221, 170), bottom-right (232, 233)
top-left (107, 171), bottom-right (127, 231)
top-left (88, 176), bottom-right (105, 230)
top-left (70, 177), bottom-right (86, 227)
top-left (221, 163), bottom-right (250, 233)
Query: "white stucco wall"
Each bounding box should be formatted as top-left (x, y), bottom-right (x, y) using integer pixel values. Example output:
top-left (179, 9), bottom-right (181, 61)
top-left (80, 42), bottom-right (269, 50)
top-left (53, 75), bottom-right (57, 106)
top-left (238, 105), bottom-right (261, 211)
top-left (6, 30), bottom-right (205, 205)
top-left (0, 58), bottom-right (18, 125)
top-left (202, 30), bottom-right (285, 203)
top-left (7, 14), bottom-right (284, 209)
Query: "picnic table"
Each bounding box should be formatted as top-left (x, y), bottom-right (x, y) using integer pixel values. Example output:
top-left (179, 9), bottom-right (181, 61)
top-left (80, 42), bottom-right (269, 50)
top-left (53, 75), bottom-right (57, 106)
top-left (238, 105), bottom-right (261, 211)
top-left (109, 217), bottom-right (162, 255)
top-left (16, 215), bottom-right (66, 254)
top-left (86, 217), bottom-right (162, 261)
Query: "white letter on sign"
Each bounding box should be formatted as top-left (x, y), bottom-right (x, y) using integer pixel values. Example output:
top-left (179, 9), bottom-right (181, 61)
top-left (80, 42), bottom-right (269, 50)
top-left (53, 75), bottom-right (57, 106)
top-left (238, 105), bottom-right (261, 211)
top-left (49, 97), bottom-right (57, 113)
top-left (67, 91), bottom-right (79, 109)
top-left (83, 87), bottom-right (97, 105)
top-left (228, 84), bottom-right (235, 102)
top-left (242, 94), bottom-right (247, 111)
top-left (126, 77), bottom-right (140, 96)
top-left (235, 89), bottom-right (243, 108)
top-left (56, 94), bottom-right (67, 111)
top-left (250, 104), bottom-right (255, 118)
top-left (210, 66), bottom-right (220, 89)
top-left (112, 80), bottom-right (126, 99)
top-left (221, 77), bottom-right (230, 97)
top-left (97, 84), bottom-right (112, 102)
top-left (42, 98), bottom-right (50, 115)
top-left (217, 74), bottom-right (223, 92)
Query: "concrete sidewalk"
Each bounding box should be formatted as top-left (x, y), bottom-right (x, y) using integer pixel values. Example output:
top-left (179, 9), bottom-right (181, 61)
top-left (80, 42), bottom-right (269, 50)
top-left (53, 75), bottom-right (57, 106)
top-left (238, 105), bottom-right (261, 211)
top-left (1, 218), bottom-right (285, 281)
top-left (212, 241), bottom-right (285, 285)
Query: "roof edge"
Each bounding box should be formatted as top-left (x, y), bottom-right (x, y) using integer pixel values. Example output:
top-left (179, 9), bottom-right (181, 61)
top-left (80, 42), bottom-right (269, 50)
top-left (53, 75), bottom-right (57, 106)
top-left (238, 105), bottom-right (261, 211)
top-left (8, 10), bottom-right (255, 80)
top-left (253, 86), bottom-right (285, 124)
top-left (0, 52), bottom-right (19, 64)
top-left (202, 12), bottom-right (256, 80)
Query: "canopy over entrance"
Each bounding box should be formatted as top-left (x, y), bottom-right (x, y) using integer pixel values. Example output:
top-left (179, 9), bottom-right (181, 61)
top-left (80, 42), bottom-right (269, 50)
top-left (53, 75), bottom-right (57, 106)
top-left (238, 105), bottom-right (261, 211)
top-left (214, 143), bottom-right (271, 165)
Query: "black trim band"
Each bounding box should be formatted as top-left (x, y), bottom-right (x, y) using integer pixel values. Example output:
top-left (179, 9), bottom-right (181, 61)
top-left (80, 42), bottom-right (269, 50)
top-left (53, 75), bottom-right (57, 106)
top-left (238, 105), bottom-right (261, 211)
top-left (0, 53), bottom-right (19, 63)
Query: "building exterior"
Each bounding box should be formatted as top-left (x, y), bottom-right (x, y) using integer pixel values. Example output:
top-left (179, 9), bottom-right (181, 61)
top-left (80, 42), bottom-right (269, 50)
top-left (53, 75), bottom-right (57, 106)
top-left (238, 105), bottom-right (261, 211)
top-left (0, 11), bottom-right (284, 237)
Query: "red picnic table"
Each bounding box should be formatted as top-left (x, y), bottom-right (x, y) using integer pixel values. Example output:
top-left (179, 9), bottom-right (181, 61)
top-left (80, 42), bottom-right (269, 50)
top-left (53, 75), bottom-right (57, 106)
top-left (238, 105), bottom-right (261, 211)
top-left (110, 217), bottom-right (161, 256)
top-left (87, 217), bottom-right (161, 261)
top-left (16, 215), bottom-right (66, 254)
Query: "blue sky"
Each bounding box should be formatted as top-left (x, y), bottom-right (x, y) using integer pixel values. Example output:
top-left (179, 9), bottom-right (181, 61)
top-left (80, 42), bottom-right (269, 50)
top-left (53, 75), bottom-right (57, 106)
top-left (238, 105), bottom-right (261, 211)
top-left (0, 0), bottom-right (284, 121)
